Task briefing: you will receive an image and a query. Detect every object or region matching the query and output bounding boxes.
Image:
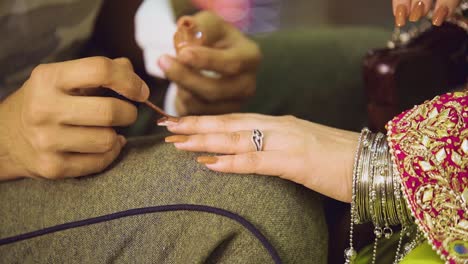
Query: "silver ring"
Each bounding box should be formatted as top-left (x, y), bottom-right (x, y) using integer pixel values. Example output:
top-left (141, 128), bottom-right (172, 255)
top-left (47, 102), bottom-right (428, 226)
top-left (251, 129), bottom-right (264, 152)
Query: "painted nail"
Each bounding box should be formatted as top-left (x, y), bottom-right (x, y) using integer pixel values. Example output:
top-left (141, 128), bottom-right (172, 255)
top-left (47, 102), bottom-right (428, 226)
top-left (409, 1), bottom-right (425, 22)
top-left (158, 55), bottom-right (172, 71)
top-left (432, 6), bottom-right (448, 26)
top-left (197, 156), bottom-right (218, 165)
top-left (157, 116), bottom-right (179, 126)
top-left (395, 4), bottom-right (408, 27)
top-left (165, 135), bottom-right (189, 143)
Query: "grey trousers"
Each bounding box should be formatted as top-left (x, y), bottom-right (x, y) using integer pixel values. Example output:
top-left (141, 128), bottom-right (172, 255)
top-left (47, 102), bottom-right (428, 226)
top-left (0, 135), bottom-right (328, 263)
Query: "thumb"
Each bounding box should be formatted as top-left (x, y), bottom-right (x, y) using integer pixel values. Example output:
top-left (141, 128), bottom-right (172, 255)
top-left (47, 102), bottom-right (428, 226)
top-left (174, 11), bottom-right (226, 52)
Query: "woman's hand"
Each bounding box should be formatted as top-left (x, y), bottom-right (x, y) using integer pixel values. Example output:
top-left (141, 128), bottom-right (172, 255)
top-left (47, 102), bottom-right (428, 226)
top-left (160, 114), bottom-right (359, 203)
top-left (158, 11), bottom-right (261, 116)
top-left (393, 0), bottom-right (461, 26)
top-left (0, 57), bottom-right (148, 180)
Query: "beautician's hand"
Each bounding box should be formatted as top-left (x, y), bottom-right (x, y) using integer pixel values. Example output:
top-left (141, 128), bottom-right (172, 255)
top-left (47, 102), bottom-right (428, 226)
top-left (0, 57), bottom-right (149, 180)
top-left (158, 11), bottom-right (261, 115)
top-left (392, 0), bottom-right (461, 26)
top-left (161, 114), bottom-right (359, 203)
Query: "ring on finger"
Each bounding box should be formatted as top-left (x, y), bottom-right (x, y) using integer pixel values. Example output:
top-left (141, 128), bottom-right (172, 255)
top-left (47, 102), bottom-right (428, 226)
top-left (251, 129), bottom-right (264, 152)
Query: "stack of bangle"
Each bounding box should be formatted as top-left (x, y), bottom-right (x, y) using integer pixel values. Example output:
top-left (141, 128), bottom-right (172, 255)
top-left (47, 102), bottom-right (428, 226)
top-left (346, 128), bottom-right (414, 264)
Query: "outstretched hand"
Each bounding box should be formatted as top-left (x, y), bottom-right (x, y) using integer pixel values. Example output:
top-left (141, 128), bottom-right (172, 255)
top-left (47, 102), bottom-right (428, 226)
top-left (160, 114), bottom-right (359, 203)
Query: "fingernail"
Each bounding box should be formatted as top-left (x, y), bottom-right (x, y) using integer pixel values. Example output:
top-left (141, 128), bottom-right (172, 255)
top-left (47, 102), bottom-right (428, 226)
top-left (197, 156), bottom-right (218, 165)
top-left (157, 116), bottom-right (179, 126)
top-left (140, 82), bottom-right (150, 101)
top-left (158, 55), bottom-right (173, 71)
top-left (179, 49), bottom-right (195, 63)
top-left (409, 1), bottom-right (425, 22)
top-left (395, 4), bottom-right (408, 27)
top-left (178, 17), bottom-right (195, 29)
top-left (165, 135), bottom-right (189, 143)
top-left (432, 6), bottom-right (448, 26)
top-left (118, 135), bottom-right (127, 146)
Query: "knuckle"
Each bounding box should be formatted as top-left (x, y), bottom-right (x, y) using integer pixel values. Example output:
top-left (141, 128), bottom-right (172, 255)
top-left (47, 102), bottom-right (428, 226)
top-left (89, 57), bottom-right (113, 82)
top-left (227, 132), bottom-right (242, 153)
top-left (228, 131), bottom-right (242, 145)
top-left (97, 101), bottom-right (116, 126)
top-left (282, 115), bottom-right (297, 122)
top-left (34, 131), bottom-right (55, 151)
top-left (99, 129), bottom-right (117, 152)
top-left (218, 116), bottom-right (231, 131)
top-left (23, 104), bottom-right (48, 125)
top-left (280, 115), bottom-right (298, 126)
top-left (30, 64), bottom-right (55, 86)
top-left (30, 64), bottom-right (47, 80)
top-left (116, 57), bottom-right (132, 68)
top-left (35, 155), bottom-right (65, 179)
top-left (189, 115), bottom-right (201, 128)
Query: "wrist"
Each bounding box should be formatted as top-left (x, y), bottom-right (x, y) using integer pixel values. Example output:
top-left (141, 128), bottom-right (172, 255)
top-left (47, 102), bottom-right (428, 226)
top-left (341, 131), bottom-right (360, 203)
top-left (0, 96), bottom-right (27, 180)
top-left (303, 124), bottom-right (359, 203)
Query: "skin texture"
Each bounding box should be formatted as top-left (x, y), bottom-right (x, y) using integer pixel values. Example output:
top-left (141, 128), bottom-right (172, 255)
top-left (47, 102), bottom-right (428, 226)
top-left (160, 114), bottom-right (359, 203)
top-left (392, 0), bottom-right (461, 26)
top-left (0, 57), bottom-right (149, 180)
top-left (158, 11), bottom-right (261, 116)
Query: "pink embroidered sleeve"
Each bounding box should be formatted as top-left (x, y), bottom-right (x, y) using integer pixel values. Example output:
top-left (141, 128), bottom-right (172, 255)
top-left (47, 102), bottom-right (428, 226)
top-left (386, 91), bottom-right (468, 263)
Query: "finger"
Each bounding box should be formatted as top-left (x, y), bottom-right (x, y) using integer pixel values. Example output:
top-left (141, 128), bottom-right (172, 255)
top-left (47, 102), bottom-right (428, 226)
top-left (114, 57), bottom-right (135, 71)
top-left (393, 0), bottom-right (410, 26)
top-left (167, 130), bottom-right (272, 154)
top-left (432, 0), bottom-right (460, 26)
top-left (409, 0), bottom-right (432, 21)
top-left (41, 127), bottom-right (119, 154)
top-left (175, 87), bottom-right (243, 115)
top-left (159, 55), bottom-right (255, 102)
top-left (163, 113), bottom-right (281, 134)
top-left (63, 135), bottom-right (126, 178)
top-left (177, 11), bottom-right (226, 47)
top-left (60, 96), bottom-right (138, 127)
top-left (48, 57), bottom-right (149, 102)
top-left (196, 151), bottom-right (287, 176)
top-left (178, 43), bottom-right (260, 75)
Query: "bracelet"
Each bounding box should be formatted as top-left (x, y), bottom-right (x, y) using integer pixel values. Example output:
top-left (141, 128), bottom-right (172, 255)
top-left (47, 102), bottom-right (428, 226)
top-left (345, 128), bottom-right (370, 263)
top-left (356, 132), bottom-right (375, 224)
top-left (347, 128), bottom-right (415, 264)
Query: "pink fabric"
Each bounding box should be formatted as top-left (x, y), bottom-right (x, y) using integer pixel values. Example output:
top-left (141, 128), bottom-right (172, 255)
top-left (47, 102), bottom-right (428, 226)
top-left (386, 91), bottom-right (468, 263)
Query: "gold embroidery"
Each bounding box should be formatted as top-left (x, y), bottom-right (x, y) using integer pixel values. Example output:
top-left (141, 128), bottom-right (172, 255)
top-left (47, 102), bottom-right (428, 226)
top-left (387, 91), bottom-right (468, 263)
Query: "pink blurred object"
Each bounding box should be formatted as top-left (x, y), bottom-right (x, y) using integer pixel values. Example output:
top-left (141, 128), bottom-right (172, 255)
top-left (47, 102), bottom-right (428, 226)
top-left (191, 0), bottom-right (252, 30)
